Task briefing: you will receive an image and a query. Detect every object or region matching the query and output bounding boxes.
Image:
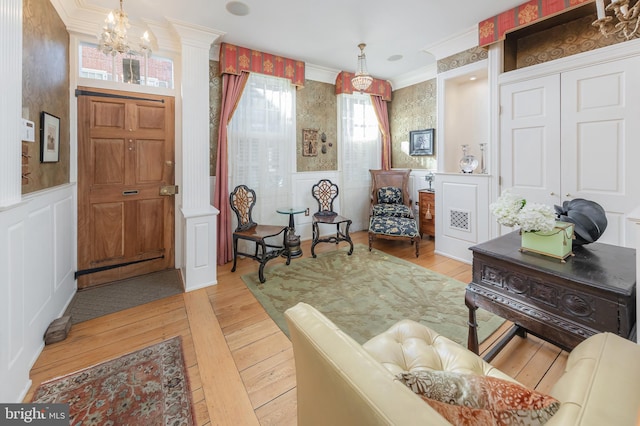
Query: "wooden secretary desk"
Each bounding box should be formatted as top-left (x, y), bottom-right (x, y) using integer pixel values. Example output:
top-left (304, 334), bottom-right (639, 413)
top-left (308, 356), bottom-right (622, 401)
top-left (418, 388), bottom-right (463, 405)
top-left (465, 231), bottom-right (636, 360)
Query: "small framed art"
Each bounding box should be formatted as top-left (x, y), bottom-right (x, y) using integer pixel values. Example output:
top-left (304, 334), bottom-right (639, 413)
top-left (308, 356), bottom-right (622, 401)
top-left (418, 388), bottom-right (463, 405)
top-left (409, 129), bottom-right (434, 156)
top-left (302, 128), bottom-right (318, 157)
top-left (40, 111), bottom-right (60, 163)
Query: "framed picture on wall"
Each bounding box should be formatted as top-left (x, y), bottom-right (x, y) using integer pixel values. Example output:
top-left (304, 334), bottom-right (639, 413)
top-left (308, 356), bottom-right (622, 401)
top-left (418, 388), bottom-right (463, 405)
top-left (302, 128), bottom-right (318, 157)
top-left (40, 111), bottom-right (60, 163)
top-left (409, 129), bottom-right (434, 156)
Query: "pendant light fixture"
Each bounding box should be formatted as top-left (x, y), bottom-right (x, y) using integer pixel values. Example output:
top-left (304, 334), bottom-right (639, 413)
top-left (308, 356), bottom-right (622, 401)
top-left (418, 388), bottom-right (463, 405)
top-left (351, 43), bottom-right (373, 92)
top-left (98, 0), bottom-right (152, 57)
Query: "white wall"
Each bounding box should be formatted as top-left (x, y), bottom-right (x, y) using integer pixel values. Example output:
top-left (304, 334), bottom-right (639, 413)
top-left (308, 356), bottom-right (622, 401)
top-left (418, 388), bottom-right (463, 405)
top-left (0, 0), bottom-right (77, 403)
top-left (439, 61), bottom-right (489, 174)
top-left (292, 172), bottom-right (340, 241)
top-left (0, 184), bottom-right (77, 402)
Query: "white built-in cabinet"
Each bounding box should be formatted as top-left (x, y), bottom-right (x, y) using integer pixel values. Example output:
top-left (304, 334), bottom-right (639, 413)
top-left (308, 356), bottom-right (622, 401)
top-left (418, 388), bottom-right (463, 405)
top-left (433, 60), bottom-right (493, 263)
top-left (500, 53), bottom-right (640, 247)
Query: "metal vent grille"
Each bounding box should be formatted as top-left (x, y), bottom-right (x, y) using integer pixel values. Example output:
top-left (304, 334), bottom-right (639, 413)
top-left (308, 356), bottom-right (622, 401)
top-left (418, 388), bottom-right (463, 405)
top-left (449, 209), bottom-right (470, 231)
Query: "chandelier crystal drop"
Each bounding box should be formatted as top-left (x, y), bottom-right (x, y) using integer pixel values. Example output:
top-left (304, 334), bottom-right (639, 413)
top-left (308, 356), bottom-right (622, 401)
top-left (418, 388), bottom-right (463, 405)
top-left (592, 0), bottom-right (640, 40)
top-left (351, 43), bottom-right (374, 92)
top-left (98, 0), bottom-right (152, 57)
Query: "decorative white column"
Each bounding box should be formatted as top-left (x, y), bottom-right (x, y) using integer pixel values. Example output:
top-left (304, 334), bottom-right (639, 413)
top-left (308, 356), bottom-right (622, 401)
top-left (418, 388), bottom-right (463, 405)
top-left (170, 21), bottom-right (222, 291)
top-left (0, 0), bottom-right (23, 207)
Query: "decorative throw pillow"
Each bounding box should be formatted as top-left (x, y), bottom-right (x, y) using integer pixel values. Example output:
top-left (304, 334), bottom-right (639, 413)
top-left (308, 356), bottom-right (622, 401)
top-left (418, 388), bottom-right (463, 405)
top-left (396, 370), bottom-right (560, 425)
top-left (377, 186), bottom-right (403, 204)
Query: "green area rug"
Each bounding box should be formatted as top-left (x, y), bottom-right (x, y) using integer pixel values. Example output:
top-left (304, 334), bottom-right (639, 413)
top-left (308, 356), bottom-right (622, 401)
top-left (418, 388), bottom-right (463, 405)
top-left (242, 244), bottom-right (504, 346)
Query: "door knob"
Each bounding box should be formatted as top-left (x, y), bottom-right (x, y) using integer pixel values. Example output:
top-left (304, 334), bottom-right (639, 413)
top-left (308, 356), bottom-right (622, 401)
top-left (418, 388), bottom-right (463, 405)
top-left (565, 193), bottom-right (571, 197)
top-left (550, 192), bottom-right (555, 196)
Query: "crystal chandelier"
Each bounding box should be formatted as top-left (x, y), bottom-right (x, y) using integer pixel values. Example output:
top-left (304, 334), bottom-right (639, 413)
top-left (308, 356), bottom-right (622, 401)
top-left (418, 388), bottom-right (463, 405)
top-left (98, 0), bottom-right (152, 57)
top-left (351, 43), bottom-right (373, 92)
top-left (592, 0), bottom-right (640, 40)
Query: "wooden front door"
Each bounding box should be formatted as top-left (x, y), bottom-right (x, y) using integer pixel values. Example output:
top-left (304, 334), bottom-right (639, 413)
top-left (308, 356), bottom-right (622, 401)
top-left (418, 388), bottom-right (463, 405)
top-left (77, 88), bottom-right (175, 288)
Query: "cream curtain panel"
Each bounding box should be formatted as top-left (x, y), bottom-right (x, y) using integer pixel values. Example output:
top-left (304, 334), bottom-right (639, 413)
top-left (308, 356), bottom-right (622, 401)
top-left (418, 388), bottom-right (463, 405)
top-left (228, 73), bottom-right (295, 230)
top-left (338, 93), bottom-right (381, 231)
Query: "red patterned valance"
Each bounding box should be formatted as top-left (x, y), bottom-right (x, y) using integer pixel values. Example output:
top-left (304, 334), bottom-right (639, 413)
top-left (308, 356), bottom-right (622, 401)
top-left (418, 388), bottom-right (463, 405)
top-left (479, 0), bottom-right (592, 48)
top-left (335, 71), bottom-right (392, 102)
top-left (219, 43), bottom-right (305, 87)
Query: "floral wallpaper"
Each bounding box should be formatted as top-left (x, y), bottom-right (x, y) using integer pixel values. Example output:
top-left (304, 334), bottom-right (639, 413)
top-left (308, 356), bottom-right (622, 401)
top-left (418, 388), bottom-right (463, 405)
top-left (389, 79), bottom-right (437, 170)
top-left (437, 46), bottom-right (488, 74)
top-left (22, 0), bottom-right (70, 193)
top-left (514, 12), bottom-right (628, 69)
top-left (209, 61), bottom-right (222, 176)
top-left (296, 80), bottom-right (337, 172)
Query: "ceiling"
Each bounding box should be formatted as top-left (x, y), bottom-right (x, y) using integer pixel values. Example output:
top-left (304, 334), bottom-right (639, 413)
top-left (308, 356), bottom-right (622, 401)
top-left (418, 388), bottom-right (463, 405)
top-left (81, 0), bottom-right (527, 82)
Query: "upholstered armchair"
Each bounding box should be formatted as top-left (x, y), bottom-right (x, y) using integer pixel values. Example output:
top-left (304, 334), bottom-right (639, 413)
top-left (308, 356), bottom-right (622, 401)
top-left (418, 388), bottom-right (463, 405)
top-left (368, 169), bottom-right (420, 257)
top-left (371, 186), bottom-right (413, 218)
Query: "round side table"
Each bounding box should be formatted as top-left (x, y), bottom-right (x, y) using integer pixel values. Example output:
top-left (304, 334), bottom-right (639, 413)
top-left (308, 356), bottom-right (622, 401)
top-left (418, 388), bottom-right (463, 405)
top-left (277, 207), bottom-right (306, 258)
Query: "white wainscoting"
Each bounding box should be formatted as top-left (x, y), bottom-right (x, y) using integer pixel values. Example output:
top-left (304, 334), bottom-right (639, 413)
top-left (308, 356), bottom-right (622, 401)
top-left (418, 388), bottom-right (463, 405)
top-left (409, 170), bottom-right (437, 218)
top-left (0, 184), bottom-right (77, 402)
top-left (434, 173), bottom-right (491, 263)
top-left (292, 170), bottom-right (434, 241)
top-left (292, 172), bottom-right (340, 241)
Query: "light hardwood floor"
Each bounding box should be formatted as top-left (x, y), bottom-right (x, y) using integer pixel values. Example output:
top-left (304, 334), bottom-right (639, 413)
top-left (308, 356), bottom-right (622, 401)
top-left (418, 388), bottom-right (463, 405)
top-left (25, 231), bottom-right (568, 425)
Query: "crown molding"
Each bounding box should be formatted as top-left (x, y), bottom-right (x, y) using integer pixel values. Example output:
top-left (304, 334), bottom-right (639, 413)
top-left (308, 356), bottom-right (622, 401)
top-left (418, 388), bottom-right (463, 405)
top-left (49, 0), bottom-right (223, 55)
top-left (305, 63), bottom-right (340, 84)
top-left (142, 19), bottom-right (181, 54)
top-left (422, 26), bottom-right (478, 60)
top-left (390, 64), bottom-right (438, 90)
top-left (49, 0), bottom-right (110, 35)
top-left (168, 19), bottom-right (224, 49)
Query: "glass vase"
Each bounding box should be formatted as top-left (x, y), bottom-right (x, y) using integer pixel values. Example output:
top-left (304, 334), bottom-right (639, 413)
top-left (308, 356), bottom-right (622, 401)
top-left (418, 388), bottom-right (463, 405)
top-left (459, 144), bottom-right (478, 174)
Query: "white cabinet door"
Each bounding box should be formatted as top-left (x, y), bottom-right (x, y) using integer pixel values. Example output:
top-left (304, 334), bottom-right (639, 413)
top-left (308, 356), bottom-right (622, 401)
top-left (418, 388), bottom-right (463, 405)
top-left (500, 75), bottom-right (561, 208)
top-left (561, 56), bottom-right (640, 246)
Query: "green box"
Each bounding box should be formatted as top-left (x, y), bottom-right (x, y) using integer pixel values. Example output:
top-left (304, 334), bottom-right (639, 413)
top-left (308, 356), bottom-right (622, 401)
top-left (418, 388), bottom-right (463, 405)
top-left (520, 222), bottom-right (574, 262)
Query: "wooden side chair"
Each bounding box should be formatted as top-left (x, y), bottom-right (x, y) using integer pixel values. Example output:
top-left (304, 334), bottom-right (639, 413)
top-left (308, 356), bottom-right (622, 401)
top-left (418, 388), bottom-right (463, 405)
top-left (229, 185), bottom-right (290, 283)
top-left (310, 179), bottom-right (354, 258)
top-left (368, 169), bottom-right (420, 257)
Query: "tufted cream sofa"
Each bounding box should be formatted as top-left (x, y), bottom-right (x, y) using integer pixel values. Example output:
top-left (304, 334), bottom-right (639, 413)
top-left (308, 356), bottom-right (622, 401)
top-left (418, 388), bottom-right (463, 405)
top-left (284, 302), bottom-right (640, 426)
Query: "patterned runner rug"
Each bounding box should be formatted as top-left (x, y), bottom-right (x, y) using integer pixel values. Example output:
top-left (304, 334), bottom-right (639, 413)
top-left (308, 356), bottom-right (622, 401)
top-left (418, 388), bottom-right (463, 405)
top-left (31, 336), bottom-right (194, 425)
top-left (243, 244), bottom-right (504, 345)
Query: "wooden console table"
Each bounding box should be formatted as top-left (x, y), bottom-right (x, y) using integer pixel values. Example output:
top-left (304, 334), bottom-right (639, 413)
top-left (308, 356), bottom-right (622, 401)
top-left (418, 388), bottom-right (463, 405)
top-left (465, 231), bottom-right (636, 360)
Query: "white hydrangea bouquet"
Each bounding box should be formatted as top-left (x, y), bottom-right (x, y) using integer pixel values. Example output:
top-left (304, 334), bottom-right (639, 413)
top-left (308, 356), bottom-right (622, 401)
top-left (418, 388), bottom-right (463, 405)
top-left (489, 190), bottom-right (556, 233)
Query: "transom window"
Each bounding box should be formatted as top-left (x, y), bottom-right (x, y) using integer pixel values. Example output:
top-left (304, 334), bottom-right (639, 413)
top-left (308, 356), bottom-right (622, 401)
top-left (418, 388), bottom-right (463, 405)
top-left (78, 42), bottom-right (174, 89)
